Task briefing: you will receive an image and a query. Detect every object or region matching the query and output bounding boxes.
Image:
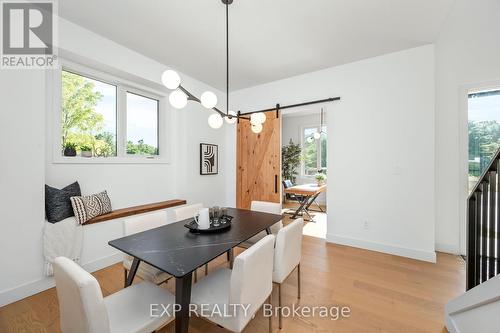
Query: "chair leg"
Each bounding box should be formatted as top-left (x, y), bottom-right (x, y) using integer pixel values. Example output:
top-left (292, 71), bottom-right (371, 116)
top-left (268, 294), bottom-right (273, 333)
top-left (194, 269), bottom-right (198, 283)
top-left (228, 248), bottom-right (234, 269)
top-left (205, 264), bottom-right (208, 275)
top-left (297, 263), bottom-right (301, 299)
top-left (278, 283), bottom-right (282, 329)
top-left (124, 268), bottom-right (128, 287)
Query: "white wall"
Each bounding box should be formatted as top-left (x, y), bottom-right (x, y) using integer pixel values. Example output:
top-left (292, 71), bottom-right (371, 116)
top-left (230, 45), bottom-right (436, 262)
top-left (0, 17), bottom-right (229, 306)
top-left (282, 112), bottom-right (327, 204)
top-left (435, 0), bottom-right (500, 254)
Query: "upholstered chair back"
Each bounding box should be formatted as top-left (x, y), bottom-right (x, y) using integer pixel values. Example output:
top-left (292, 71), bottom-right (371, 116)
top-left (250, 200), bottom-right (283, 234)
top-left (123, 211), bottom-right (167, 236)
top-left (230, 235), bottom-right (275, 331)
top-left (273, 218), bottom-right (303, 283)
top-left (53, 257), bottom-right (110, 333)
top-left (174, 203), bottom-right (204, 222)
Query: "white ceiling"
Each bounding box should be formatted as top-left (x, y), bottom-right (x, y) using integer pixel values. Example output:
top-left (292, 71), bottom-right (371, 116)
top-left (59, 0), bottom-right (454, 91)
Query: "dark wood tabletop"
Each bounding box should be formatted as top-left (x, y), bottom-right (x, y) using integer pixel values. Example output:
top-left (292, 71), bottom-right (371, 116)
top-left (108, 207), bottom-right (283, 333)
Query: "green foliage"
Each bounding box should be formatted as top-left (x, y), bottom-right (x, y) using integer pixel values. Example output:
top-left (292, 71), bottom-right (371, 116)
top-left (315, 172), bottom-right (326, 183)
top-left (469, 120), bottom-right (500, 177)
top-left (127, 139), bottom-right (158, 156)
top-left (282, 139), bottom-right (302, 183)
top-left (64, 142), bottom-right (77, 150)
top-left (303, 136), bottom-right (317, 175)
top-left (61, 71), bottom-right (117, 157)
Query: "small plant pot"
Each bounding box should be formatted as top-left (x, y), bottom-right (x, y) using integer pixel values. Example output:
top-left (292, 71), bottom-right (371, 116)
top-left (63, 148), bottom-right (77, 157)
top-left (81, 150), bottom-right (92, 158)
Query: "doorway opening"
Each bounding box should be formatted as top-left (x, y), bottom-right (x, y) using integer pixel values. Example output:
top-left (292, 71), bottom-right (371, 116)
top-left (281, 107), bottom-right (328, 239)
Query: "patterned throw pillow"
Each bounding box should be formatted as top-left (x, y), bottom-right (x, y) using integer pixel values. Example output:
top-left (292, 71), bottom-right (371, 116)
top-left (70, 191), bottom-right (112, 224)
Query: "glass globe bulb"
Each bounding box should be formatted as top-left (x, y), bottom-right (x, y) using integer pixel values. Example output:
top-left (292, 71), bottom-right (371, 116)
top-left (161, 70), bottom-right (181, 90)
top-left (169, 90), bottom-right (188, 109)
top-left (251, 123), bottom-right (263, 134)
top-left (250, 113), bottom-right (262, 125)
top-left (200, 91), bottom-right (218, 109)
top-left (257, 112), bottom-right (266, 124)
top-left (208, 113), bottom-right (223, 129)
top-left (313, 131), bottom-right (321, 140)
top-left (225, 110), bottom-right (237, 124)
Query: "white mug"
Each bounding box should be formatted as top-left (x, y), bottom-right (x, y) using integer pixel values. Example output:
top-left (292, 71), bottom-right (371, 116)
top-left (194, 208), bottom-right (210, 229)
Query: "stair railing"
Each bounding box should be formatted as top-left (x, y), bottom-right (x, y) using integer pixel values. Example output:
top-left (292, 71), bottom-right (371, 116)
top-left (467, 147), bottom-right (500, 290)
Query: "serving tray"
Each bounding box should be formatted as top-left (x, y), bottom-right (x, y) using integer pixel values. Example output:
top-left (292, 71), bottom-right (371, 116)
top-left (184, 215), bottom-right (233, 233)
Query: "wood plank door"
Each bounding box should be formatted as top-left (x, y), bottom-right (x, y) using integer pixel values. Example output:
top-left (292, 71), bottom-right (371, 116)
top-left (237, 110), bottom-right (281, 209)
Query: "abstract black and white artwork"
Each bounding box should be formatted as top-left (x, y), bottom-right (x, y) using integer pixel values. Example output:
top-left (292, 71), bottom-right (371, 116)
top-left (200, 143), bottom-right (218, 175)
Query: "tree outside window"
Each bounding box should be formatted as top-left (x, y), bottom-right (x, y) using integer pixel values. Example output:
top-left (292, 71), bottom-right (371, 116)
top-left (303, 125), bottom-right (327, 176)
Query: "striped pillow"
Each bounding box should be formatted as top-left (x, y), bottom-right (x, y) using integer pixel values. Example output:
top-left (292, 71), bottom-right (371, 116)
top-left (70, 191), bottom-right (112, 224)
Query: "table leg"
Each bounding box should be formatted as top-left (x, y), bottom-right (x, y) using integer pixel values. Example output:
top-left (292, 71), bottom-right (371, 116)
top-left (175, 272), bottom-right (193, 333)
top-left (303, 193), bottom-right (321, 222)
top-left (125, 257), bottom-right (140, 288)
top-left (291, 195), bottom-right (311, 219)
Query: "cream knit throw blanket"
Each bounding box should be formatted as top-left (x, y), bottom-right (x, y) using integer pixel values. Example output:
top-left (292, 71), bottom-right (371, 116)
top-left (43, 216), bottom-right (83, 276)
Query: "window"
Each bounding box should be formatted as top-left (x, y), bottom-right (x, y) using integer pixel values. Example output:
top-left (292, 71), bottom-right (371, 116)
top-left (468, 88), bottom-right (500, 191)
top-left (302, 125), bottom-right (327, 176)
top-left (57, 64), bottom-right (165, 162)
top-left (126, 92), bottom-right (159, 156)
top-left (61, 70), bottom-right (117, 157)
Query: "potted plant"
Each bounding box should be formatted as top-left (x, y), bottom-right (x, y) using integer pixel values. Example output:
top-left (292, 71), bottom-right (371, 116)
top-left (80, 145), bottom-right (93, 158)
top-left (315, 171), bottom-right (326, 185)
top-left (63, 142), bottom-right (77, 157)
top-left (282, 139), bottom-right (302, 184)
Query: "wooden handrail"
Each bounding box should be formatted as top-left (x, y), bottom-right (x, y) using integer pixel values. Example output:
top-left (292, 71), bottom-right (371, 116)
top-left (84, 199), bottom-right (186, 225)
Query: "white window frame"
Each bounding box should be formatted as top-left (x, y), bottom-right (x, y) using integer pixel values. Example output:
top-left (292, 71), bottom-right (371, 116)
top-left (300, 124), bottom-right (327, 177)
top-left (48, 59), bottom-right (171, 164)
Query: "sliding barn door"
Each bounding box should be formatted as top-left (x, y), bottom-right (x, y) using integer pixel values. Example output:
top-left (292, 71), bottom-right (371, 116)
top-left (237, 110), bottom-right (281, 209)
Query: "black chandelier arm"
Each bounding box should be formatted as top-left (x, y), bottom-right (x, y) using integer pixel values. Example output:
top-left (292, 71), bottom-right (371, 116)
top-left (239, 97), bottom-right (341, 116)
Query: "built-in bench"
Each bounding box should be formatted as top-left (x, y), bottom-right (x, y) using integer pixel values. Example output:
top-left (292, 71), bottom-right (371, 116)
top-left (85, 199), bottom-right (186, 225)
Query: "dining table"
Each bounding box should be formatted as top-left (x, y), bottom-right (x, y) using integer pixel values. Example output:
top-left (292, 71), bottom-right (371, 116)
top-left (108, 207), bottom-right (283, 333)
top-left (284, 183), bottom-right (326, 220)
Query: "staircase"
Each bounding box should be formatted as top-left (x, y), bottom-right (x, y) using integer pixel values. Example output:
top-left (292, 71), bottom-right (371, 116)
top-left (445, 147), bottom-right (500, 333)
top-left (466, 148), bottom-right (500, 290)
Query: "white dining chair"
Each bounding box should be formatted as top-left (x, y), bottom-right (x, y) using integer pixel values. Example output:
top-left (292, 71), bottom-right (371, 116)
top-left (174, 203), bottom-right (207, 281)
top-left (122, 211), bottom-right (171, 286)
top-left (190, 235), bottom-right (275, 333)
top-left (240, 200), bottom-right (283, 248)
top-left (53, 257), bottom-right (175, 333)
top-left (273, 218), bottom-right (304, 329)
top-left (174, 203), bottom-right (204, 222)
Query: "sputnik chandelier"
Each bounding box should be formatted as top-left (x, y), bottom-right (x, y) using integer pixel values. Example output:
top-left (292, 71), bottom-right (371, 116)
top-left (160, 0), bottom-right (267, 133)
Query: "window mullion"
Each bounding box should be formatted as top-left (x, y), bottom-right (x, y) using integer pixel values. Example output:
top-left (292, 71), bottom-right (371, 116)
top-left (317, 127), bottom-right (321, 171)
top-left (116, 86), bottom-right (127, 157)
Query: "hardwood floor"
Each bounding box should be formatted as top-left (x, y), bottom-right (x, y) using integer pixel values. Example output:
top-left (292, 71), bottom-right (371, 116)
top-left (0, 233), bottom-right (464, 333)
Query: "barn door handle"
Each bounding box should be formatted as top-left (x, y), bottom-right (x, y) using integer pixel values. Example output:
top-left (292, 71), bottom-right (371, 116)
top-left (274, 175), bottom-right (278, 193)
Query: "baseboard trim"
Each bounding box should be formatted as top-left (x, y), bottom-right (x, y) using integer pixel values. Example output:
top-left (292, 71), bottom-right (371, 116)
top-left (326, 233), bottom-right (436, 263)
top-left (0, 252), bottom-right (122, 307)
top-left (435, 242), bottom-right (461, 255)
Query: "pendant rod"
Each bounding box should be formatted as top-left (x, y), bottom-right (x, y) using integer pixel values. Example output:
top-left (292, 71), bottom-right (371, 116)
top-left (226, 1), bottom-right (229, 115)
top-left (239, 96), bottom-right (341, 116)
